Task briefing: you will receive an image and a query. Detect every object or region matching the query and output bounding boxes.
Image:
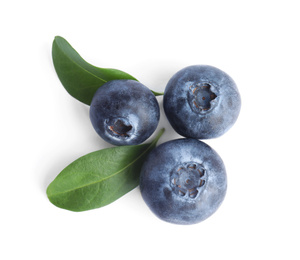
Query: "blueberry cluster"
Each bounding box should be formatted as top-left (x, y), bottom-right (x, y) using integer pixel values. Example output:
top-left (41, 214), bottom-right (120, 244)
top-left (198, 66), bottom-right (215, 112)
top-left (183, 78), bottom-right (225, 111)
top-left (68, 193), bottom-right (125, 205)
top-left (90, 65), bottom-right (241, 225)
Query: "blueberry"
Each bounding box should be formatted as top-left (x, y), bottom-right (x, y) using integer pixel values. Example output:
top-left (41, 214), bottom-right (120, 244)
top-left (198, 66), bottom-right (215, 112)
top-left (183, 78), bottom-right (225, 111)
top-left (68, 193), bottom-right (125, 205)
top-left (140, 138), bottom-right (227, 225)
top-left (163, 65), bottom-right (241, 139)
top-left (90, 80), bottom-right (160, 146)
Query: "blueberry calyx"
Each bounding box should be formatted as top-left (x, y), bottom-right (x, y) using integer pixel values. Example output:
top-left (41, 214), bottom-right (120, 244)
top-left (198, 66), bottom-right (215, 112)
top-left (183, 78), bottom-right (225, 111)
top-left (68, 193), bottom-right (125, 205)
top-left (106, 118), bottom-right (133, 138)
top-left (170, 162), bottom-right (206, 199)
top-left (188, 83), bottom-right (218, 114)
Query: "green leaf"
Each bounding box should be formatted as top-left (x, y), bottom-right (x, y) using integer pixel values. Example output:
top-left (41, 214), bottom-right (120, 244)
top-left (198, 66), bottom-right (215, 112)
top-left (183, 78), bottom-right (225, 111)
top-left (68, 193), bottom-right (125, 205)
top-left (52, 36), bottom-right (138, 105)
top-left (47, 129), bottom-right (165, 212)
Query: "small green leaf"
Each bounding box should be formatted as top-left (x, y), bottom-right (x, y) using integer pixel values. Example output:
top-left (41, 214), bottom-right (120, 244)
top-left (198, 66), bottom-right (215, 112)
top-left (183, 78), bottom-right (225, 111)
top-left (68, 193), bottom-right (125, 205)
top-left (47, 129), bottom-right (165, 212)
top-left (52, 36), bottom-right (138, 105)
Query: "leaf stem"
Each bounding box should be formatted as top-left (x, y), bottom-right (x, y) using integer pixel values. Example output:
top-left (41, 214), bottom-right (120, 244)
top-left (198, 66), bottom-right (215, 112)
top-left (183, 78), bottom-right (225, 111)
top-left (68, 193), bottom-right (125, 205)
top-left (152, 90), bottom-right (164, 96)
top-left (151, 128), bottom-right (165, 147)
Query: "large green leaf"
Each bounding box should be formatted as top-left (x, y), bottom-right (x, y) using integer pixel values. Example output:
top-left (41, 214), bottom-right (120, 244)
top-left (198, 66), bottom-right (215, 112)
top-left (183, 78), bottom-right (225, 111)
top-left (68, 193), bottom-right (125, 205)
top-left (52, 36), bottom-right (139, 105)
top-left (47, 129), bottom-right (165, 212)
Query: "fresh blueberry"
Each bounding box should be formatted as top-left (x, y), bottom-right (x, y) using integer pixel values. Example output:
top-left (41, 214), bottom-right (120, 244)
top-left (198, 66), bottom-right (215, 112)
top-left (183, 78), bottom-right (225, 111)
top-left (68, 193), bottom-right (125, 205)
top-left (140, 138), bottom-right (227, 225)
top-left (90, 80), bottom-right (160, 146)
top-left (163, 65), bottom-right (241, 139)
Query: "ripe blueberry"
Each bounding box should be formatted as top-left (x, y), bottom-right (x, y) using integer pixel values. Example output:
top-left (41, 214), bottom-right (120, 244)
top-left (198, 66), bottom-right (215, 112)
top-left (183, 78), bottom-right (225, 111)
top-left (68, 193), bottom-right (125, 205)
top-left (90, 80), bottom-right (160, 146)
top-left (140, 138), bottom-right (227, 225)
top-left (163, 65), bottom-right (241, 139)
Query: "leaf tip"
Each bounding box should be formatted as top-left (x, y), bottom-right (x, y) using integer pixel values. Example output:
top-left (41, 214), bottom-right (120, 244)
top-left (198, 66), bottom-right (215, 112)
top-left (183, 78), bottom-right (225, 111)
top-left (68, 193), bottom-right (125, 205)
top-left (54, 35), bottom-right (64, 42)
top-left (158, 128), bottom-right (165, 138)
top-left (46, 182), bottom-right (53, 199)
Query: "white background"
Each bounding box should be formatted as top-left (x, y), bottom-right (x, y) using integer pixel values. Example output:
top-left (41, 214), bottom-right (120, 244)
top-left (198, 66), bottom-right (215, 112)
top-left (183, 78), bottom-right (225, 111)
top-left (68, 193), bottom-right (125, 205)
top-left (1, 0), bottom-right (299, 259)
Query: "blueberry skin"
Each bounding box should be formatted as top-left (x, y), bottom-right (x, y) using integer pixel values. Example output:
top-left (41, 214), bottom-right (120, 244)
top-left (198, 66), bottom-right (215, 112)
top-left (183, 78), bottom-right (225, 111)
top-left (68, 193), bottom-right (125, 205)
top-left (163, 65), bottom-right (241, 139)
top-left (90, 80), bottom-right (160, 146)
top-left (140, 138), bottom-right (227, 225)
